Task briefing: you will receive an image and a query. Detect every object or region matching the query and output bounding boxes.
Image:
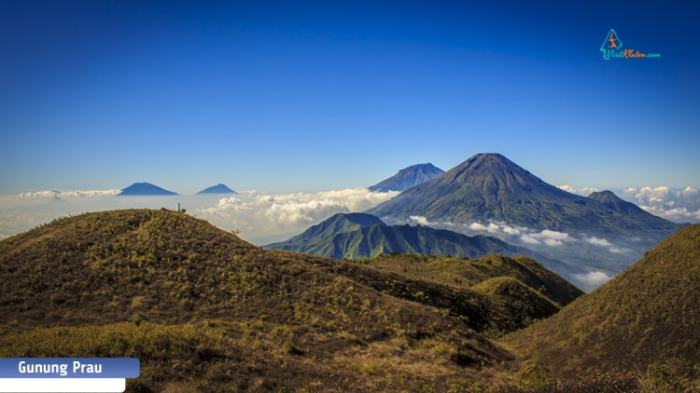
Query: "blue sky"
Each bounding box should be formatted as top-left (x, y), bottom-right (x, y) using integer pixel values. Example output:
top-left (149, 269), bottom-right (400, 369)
top-left (1, 1), bottom-right (699, 194)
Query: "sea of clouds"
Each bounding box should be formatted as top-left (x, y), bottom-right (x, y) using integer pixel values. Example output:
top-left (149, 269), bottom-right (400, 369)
top-left (2, 183), bottom-right (696, 291)
top-left (5, 183), bottom-right (695, 244)
top-left (0, 188), bottom-right (398, 244)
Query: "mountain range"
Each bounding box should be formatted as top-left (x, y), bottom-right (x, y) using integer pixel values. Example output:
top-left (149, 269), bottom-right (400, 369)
top-left (265, 212), bottom-right (582, 279)
top-left (369, 163), bottom-right (444, 192)
top-left (368, 154), bottom-right (678, 236)
top-left (365, 153), bottom-right (682, 280)
top-left (267, 212), bottom-right (521, 259)
top-left (117, 182), bottom-right (237, 196)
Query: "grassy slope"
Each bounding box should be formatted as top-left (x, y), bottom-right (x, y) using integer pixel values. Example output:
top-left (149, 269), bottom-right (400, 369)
top-left (0, 209), bottom-right (516, 392)
top-left (362, 254), bottom-right (582, 307)
top-left (503, 224), bottom-right (700, 376)
top-left (358, 254), bottom-right (582, 337)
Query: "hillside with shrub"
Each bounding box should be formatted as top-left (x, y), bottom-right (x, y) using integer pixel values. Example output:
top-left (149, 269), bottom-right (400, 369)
top-left (0, 209), bottom-right (521, 392)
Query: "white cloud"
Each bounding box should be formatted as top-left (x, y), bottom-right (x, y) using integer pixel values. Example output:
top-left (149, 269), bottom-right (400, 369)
top-left (584, 236), bottom-right (628, 254)
top-left (619, 185), bottom-right (700, 223)
top-left (197, 188), bottom-right (398, 240)
top-left (468, 222), bottom-right (487, 231)
top-left (501, 225), bottom-right (521, 236)
top-left (557, 184), bottom-right (700, 223)
top-left (18, 189), bottom-right (120, 199)
top-left (558, 184), bottom-right (600, 196)
top-left (573, 271), bottom-right (613, 289)
top-left (520, 229), bottom-right (571, 247)
top-left (585, 236), bottom-right (612, 247)
top-left (520, 234), bottom-right (541, 245)
top-left (467, 221), bottom-right (521, 236)
top-left (464, 220), bottom-right (572, 247)
top-left (409, 215), bottom-right (429, 226)
top-left (682, 186), bottom-right (698, 197)
top-left (1, 188), bottom-right (397, 245)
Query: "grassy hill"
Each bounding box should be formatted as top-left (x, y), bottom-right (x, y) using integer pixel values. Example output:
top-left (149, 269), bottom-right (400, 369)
top-left (2, 209), bottom-right (694, 392)
top-left (503, 224), bottom-right (700, 383)
top-left (359, 254), bottom-right (582, 337)
top-left (362, 254), bottom-right (581, 307)
top-left (0, 209), bottom-right (525, 392)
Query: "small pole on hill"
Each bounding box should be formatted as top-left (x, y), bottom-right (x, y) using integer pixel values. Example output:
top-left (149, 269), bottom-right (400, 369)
top-left (178, 202), bottom-right (181, 213)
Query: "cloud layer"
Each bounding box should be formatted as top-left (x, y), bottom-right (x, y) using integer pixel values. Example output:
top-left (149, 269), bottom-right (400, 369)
top-left (437, 218), bottom-right (629, 256)
top-left (558, 184), bottom-right (600, 196)
top-left (620, 186), bottom-right (700, 222)
top-left (1, 188), bottom-right (398, 245)
top-left (18, 189), bottom-right (120, 199)
top-left (573, 271), bottom-right (613, 288)
top-left (196, 188), bottom-right (398, 242)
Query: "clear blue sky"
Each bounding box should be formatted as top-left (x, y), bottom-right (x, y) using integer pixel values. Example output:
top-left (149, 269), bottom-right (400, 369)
top-left (1, 1), bottom-right (699, 194)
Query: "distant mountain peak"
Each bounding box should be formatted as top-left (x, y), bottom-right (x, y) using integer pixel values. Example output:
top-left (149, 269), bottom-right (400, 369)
top-left (118, 182), bottom-right (177, 196)
top-left (587, 190), bottom-right (622, 203)
top-left (587, 190), bottom-right (651, 215)
top-left (369, 163), bottom-right (444, 192)
top-left (198, 183), bottom-right (236, 194)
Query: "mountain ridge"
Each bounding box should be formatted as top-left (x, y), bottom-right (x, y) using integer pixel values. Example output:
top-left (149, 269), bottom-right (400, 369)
top-left (367, 153), bottom-right (677, 237)
top-left (265, 212), bottom-right (584, 281)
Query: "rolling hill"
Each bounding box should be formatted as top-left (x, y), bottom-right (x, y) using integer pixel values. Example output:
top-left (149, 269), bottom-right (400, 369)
top-left (369, 163), bottom-right (444, 192)
top-left (361, 254), bottom-right (583, 336)
top-left (504, 224), bottom-right (700, 376)
top-left (0, 209), bottom-right (531, 392)
top-left (363, 254), bottom-right (582, 307)
top-left (2, 209), bottom-right (688, 392)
